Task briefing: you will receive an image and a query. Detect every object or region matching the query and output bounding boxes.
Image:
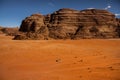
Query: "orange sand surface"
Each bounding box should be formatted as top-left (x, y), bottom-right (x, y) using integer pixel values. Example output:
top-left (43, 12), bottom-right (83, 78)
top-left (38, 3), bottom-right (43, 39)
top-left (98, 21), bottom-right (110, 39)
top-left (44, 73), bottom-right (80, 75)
top-left (0, 34), bottom-right (120, 80)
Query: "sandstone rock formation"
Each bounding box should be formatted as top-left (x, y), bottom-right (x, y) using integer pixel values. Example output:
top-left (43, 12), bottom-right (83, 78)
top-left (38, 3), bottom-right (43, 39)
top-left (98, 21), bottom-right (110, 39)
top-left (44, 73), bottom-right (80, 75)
top-left (116, 18), bottom-right (120, 37)
top-left (14, 8), bottom-right (120, 40)
top-left (15, 14), bottom-right (49, 40)
top-left (0, 27), bottom-right (19, 36)
top-left (0, 26), bottom-right (3, 34)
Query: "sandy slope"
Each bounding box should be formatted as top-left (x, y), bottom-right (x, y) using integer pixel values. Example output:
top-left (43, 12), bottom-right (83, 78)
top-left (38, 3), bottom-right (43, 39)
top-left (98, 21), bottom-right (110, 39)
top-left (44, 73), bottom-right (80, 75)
top-left (0, 34), bottom-right (120, 80)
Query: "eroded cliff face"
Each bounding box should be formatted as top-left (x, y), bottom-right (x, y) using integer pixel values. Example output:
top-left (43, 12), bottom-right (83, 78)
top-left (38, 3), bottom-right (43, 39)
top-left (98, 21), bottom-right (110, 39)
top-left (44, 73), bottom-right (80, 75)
top-left (16, 14), bottom-right (49, 40)
top-left (14, 8), bottom-right (120, 40)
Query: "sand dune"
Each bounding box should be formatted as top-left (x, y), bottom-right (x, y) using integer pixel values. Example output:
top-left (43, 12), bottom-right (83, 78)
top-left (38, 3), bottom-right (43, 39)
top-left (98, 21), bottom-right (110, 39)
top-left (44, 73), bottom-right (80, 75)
top-left (0, 34), bottom-right (120, 80)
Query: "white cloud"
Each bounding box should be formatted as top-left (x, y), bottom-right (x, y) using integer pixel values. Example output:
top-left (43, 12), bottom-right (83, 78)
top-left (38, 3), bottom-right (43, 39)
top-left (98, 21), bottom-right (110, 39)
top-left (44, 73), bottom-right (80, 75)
top-left (107, 5), bottom-right (111, 8)
top-left (115, 14), bottom-right (120, 16)
top-left (87, 8), bottom-right (95, 9)
top-left (105, 5), bottom-right (111, 10)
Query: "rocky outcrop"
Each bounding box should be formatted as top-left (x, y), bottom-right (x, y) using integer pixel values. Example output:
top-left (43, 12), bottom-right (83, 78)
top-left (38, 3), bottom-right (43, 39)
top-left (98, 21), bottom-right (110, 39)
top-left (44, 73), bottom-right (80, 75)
top-left (16, 14), bottom-right (49, 40)
top-left (14, 8), bottom-right (120, 40)
top-left (19, 14), bottom-right (45, 32)
top-left (0, 27), bottom-right (19, 36)
top-left (116, 18), bottom-right (120, 37)
top-left (0, 26), bottom-right (3, 34)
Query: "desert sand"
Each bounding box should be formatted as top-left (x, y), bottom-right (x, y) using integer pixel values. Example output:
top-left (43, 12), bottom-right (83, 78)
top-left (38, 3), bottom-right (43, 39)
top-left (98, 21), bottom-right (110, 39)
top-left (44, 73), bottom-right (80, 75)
top-left (0, 34), bottom-right (120, 80)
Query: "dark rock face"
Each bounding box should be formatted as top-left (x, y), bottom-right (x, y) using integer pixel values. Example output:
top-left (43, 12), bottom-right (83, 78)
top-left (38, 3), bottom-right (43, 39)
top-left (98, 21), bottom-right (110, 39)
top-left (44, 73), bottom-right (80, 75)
top-left (116, 18), bottom-right (120, 37)
top-left (0, 26), bottom-right (3, 34)
top-left (17, 14), bottom-right (49, 40)
top-left (19, 14), bottom-right (45, 32)
top-left (14, 8), bottom-right (120, 40)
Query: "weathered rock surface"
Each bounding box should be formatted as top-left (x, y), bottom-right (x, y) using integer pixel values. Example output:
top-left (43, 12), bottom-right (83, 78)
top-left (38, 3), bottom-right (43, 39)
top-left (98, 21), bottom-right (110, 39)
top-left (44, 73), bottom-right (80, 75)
top-left (116, 18), bottom-right (120, 37)
top-left (17, 13), bottom-right (49, 40)
top-left (14, 8), bottom-right (120, 40)
top-left (0, 26), bottom-right (3, 34)
top-left (0, 27), bottom-right (19, 36)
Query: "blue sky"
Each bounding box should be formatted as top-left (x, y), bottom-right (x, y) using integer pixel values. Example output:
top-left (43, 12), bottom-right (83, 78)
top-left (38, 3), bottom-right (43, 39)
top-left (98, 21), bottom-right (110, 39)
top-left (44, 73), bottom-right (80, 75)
top-left (0, 0), bottom-right (120, 27)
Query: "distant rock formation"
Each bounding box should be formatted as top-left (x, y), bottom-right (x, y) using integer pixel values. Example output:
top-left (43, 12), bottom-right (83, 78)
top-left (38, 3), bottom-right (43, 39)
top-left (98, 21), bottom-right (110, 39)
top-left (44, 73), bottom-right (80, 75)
top-left (0, 26), bottom-right (3, 34)
top-left (14, 8), bottom-right (120, 40)
top-left (0, 26), bottom-right (19, 36)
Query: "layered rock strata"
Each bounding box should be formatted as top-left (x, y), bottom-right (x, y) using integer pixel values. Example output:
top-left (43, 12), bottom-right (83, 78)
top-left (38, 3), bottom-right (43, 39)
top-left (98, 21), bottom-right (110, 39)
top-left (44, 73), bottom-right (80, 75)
top-left (14, 8), bottom-right (120, 40)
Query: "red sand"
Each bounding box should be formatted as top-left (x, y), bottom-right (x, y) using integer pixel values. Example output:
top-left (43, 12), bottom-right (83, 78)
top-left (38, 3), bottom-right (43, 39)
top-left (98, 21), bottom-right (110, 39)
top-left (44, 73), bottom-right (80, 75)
top-left (0, 34), bottom-right (120, 80)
